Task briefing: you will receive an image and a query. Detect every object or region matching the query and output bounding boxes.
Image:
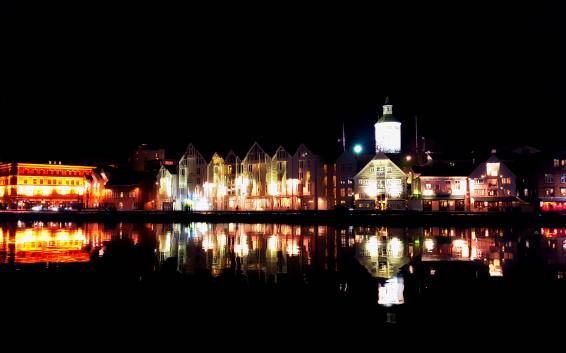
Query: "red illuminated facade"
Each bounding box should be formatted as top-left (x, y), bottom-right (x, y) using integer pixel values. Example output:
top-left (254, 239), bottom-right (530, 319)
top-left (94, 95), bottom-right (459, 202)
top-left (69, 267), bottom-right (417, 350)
top-left (0, 162), bottom-right (95, 209)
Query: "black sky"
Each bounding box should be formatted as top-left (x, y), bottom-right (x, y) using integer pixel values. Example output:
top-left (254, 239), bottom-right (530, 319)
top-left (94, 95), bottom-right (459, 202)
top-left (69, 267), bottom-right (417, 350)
top-left (1, 3), bottom-right (564, 164)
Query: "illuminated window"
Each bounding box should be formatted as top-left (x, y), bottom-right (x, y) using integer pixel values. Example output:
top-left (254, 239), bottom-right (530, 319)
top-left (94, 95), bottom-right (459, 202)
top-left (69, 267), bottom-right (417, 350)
top-left (476, 178), bottom-right (484, 184)
top-left (488, 189), bottom-right (497, 196)
top-left (545, 174), bottom-right (554, 183)
top-left (561, 188), bottom-right (566, 196)
top-left (545, 188), bottom-right (555, 196)
top-left (561, 175), bottom-right (566, 184)
top-left (486, 163), bottom-right (500, 177)
top-left (340, 188), bottom-right (345, 197)
top-left (501, 177), bottom-right (511, 185)
top-left (488, 179), bottom-right (497, 186)
top-left (120, 192), bottom-right (124, 198)
top-left (555, 159), bottom-right (560, 167)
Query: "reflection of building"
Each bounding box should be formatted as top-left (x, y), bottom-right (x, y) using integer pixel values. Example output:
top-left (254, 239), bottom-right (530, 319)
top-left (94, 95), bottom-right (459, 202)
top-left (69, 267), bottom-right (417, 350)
top-left (0, 162), bottom-right (95, 209)
top-left (356, 227), bottom-right (409, 279)
top-left (469, 152), bottom-right (518, 212)
top-left (354, 153), bottom-right (407, 210)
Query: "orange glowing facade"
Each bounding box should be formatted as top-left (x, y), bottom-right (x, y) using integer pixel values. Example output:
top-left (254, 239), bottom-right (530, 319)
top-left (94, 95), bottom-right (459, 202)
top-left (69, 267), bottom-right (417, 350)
top-left (0, 162), bottom-right (95, 208)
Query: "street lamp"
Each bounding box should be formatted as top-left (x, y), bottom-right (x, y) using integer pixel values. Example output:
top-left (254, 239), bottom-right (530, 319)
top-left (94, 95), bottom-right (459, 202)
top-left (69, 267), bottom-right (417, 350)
top-left (353, 144), bottom-right (363, 155)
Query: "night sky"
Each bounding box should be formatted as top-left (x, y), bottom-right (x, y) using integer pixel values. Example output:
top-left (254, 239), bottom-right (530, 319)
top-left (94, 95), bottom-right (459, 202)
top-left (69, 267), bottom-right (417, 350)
top-left (1, 3), bottom-right (564, 164)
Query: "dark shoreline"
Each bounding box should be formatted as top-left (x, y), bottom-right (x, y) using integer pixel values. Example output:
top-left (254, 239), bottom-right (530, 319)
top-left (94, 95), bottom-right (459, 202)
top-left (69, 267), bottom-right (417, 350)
top-left (0, 210), bottom-right (565, 226)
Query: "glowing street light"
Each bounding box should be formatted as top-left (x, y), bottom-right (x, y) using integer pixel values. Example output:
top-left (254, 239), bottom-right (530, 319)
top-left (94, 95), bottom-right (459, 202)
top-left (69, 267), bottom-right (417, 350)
top-left (353, 144), bottom-right (363, 155)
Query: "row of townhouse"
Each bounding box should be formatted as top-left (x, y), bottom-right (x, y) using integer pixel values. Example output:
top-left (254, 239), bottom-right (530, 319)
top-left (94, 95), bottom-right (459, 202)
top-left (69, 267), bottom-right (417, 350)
top-left (155, 143), bottom-right (325, 211)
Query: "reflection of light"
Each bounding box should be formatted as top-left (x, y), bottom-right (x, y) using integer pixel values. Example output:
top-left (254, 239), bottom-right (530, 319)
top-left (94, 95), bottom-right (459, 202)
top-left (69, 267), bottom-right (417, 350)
top-left (234, 234), bottom-right (249, 257)
top-left (378, 276), bottom-right (404, 306)
top-left (268, 234), bottom-right (278, 251)
top-left (286, 240), bottom-right (300, 256)
top-left (452, 239), bottom-right (469, 258)
top-left (218, 233), bottom-right (227, 248)
top-left (424, 238), bottom-right (435, 251)
top-left (489, 259), bottom-right (503, 277)
top-left (388, 237), bottom-right (403, 258)
top-left (268, 182), bottom-right (279, 196)
top-left (367, 237), bottom-right (379, 257)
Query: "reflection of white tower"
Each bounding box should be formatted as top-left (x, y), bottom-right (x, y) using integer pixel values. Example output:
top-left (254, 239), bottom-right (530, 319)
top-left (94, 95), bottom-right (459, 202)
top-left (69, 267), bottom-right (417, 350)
top-left (375, 97), bottom-right (401, 153)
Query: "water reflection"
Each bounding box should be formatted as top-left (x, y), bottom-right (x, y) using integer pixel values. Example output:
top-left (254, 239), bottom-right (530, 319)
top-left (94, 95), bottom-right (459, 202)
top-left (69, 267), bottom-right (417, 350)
top-left (2, 222), bottom-right (566, 300)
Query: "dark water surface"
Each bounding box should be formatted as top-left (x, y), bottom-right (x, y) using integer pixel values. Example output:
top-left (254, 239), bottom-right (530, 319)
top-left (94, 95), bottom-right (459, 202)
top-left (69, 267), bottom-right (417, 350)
top-left (1, 221), bottom-right (565, 337)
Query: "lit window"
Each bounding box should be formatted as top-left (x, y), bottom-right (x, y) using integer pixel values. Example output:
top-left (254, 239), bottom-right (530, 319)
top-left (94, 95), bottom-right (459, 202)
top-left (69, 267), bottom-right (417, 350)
top-left (561, 174), bottom-right (566, 184)
top-left (486, 163), bottom-right (500, 177)
top-left (554, 159), bottom-right (560, 167)
top-left (561, 188), bottom-right (566, 196)
top-left (545, 188), bottom-right (555, 197)
top-left (545, 174), bottom-right (554, 183)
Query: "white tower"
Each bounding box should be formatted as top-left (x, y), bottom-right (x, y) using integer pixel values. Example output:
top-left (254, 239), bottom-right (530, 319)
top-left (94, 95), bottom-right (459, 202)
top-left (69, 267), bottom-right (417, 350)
top-left (375, 97), bottom-right (401, 153)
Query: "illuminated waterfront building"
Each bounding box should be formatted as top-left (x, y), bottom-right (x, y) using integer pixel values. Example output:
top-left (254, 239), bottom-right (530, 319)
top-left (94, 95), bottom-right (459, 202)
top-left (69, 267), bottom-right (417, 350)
top-left (223, 150), bottom-right (243, 210)
top-left (538, 151), bottom-right (566, 212)
top-left (205, 153), bottom-right (227, 210)
top-left (411, 164), bottom-right (471, 211)
top-left (178, 144), bottom-right (208, 210)
top-left (241, 142), bottom-right (271, 210)
top-left (469, 151), bottom-right (518, 212)
top-left (375, 97), bottom-right (401, 154)
top-left (103, 169), bottom-right (156, 210)
top-left (291, 144), bottom-right (325, 210)
top-left (354, 153), bottom-right (408, 210)
top-left (155, 163), bottom-right (178, 210)
top-left (334, 151), bottom-right (358, 208)
top-left (267, 146), bottom-right (293, 210)
top-left (84, 169), bottom-right (108, 208)
top-left (0, 162), bottom-right (95, 209)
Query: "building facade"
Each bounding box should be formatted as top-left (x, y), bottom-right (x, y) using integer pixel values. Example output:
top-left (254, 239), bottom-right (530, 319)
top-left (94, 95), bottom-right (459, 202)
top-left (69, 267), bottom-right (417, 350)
top-left (178, 144), bottom-right (208, 210)
top-left (469, 153), bottom-right (517, 212)
top-left (0, 162), bottom-right (95, 209)
top-left (354, 153), bottom-right (407, 210)
top-left (156, 163), bottom-right (178, 210)
top-left (411, 165), bottom-right (470, 211)
top-left (538, 151), bottom-right (566, 212)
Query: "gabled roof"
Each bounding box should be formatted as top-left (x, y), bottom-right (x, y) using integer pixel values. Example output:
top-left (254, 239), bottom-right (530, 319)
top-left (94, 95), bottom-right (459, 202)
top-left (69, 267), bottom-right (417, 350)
top-left (224, 150), bottom-right (241, 164)
top-left (412, 163), bottom-right (474, 177)
top-left (354, 153), bottom-right (406, 179)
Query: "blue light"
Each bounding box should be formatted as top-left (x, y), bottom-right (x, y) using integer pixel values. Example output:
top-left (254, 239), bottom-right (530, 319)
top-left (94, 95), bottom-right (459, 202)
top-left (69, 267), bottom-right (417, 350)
top-left (353, 144), bottom-right (363, 154)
